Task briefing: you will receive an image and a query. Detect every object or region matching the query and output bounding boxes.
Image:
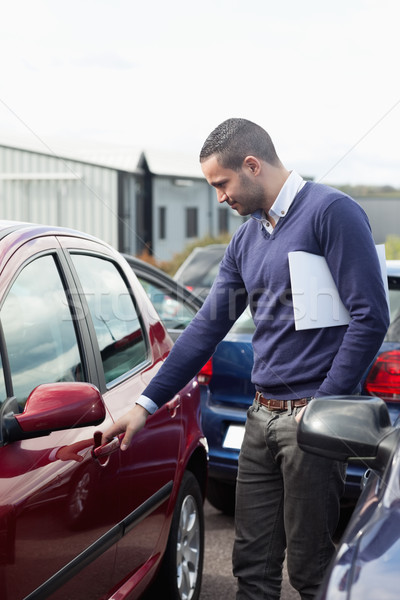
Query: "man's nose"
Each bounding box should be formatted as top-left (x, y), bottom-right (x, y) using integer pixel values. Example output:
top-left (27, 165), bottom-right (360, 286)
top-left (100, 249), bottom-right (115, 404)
top-left (217, 190), bottom-right (227, 203)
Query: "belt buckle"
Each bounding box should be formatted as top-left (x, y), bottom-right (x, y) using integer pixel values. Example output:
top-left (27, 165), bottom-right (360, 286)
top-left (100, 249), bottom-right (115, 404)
top-left (267, 398), bottom-right (286, 411)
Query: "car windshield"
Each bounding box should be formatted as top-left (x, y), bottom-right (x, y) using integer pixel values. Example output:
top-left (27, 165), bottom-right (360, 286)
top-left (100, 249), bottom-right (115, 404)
top-left (177, 247), bottom-right (226, 287)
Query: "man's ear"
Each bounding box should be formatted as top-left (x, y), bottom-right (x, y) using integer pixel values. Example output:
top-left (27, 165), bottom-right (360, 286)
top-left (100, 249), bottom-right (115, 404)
top-left (243, 156), bottom-right (261, 175)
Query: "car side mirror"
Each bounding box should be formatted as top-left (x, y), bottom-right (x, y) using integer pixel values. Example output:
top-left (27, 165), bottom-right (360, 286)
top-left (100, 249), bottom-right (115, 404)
top-left (297, 396), bottom-right (395, 470)
top-left (2, 382), bottom-right (106, 444)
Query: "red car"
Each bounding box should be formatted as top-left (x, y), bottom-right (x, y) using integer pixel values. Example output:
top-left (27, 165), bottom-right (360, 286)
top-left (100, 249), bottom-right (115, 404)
top-left (0, 221), bottom-right (208, 600)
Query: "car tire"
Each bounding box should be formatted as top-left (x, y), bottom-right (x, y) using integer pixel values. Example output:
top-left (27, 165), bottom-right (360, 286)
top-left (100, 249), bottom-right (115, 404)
top-left (153, 471), bottom-right (204, 600)
top-left (206, 477), bottom-right (236, 516)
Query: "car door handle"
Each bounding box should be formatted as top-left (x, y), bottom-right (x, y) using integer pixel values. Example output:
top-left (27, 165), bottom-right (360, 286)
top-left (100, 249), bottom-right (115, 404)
top-left (166, 394), bottom-right (181, 418)
top-left (93, 437), bottom-right (121, 458)
top-left (92, 430), bottom-right (122, 461)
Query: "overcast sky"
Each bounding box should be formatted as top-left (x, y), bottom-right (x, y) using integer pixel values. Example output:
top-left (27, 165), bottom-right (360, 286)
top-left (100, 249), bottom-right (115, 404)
top-left (1, 0), bottom-right (400, 186)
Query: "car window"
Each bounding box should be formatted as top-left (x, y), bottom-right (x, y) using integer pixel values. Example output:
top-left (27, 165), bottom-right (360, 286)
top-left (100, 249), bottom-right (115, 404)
top-left (138, 277), bottom-right (197, 331)
top-left (71, 254), bottom-right (147, 384)
top-left (0, 255), bottom-right (84, 409)
top-left (386, 280), bottom-right (400, 342)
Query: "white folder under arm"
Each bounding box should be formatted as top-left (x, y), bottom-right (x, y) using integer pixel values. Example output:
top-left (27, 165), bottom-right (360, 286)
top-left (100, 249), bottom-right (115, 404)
top-left (288, 245), bottom-right (388, 331)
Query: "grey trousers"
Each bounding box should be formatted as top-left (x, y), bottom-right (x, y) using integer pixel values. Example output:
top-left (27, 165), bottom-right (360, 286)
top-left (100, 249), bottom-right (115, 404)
top-left (233, 401), bottom-right (346, 600)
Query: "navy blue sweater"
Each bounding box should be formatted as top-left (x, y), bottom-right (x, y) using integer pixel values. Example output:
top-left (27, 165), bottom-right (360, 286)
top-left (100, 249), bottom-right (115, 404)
top-left (144, 182), bottom-right (390, 407)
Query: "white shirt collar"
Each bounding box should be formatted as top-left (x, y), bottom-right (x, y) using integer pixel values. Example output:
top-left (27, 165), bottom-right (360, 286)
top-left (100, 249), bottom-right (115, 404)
top-left (251, 171), bottom-right (306, 232)
top-left (269, 170), bottom-right (305, 222)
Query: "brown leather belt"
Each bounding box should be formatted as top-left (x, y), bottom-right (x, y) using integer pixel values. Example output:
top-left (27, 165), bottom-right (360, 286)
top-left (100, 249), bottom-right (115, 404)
top-left (255, 391), bottom-right (310, 411)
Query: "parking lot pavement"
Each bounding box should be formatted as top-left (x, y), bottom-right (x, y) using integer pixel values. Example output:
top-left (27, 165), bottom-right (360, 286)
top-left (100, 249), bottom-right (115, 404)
top-left (201, 500), bottom-right (300, 600)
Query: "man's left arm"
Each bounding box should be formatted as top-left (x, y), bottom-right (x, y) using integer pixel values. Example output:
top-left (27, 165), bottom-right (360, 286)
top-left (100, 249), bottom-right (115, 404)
top-left (315, 196), bottom-right (390, 398)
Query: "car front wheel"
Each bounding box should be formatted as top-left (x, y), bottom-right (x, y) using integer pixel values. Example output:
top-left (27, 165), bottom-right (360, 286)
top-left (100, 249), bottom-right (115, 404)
top-left (155, 471), bottom-right (204, 600)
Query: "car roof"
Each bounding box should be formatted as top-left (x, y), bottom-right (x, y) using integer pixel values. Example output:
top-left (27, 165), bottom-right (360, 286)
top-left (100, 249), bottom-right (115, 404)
top-left (0, 220), bottom-right (114, 274)
top-left (0, 220), bottom-right (101, 243)
top-left (188, 244), bottom-right (227, 253)
top-left (387, 260), bottom-right (400, 276)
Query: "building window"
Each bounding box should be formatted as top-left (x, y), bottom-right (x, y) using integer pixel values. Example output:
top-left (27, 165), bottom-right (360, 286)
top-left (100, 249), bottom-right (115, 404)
top-left (218, 209), bottom-right (229, 234)
top-left (186, 207), bottom-right (198, 238)
top-left (158, 206), bottom-right (166, 239)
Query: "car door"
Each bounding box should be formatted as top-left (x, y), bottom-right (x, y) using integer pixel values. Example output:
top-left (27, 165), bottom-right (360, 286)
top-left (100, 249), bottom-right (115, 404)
top-left (0, 236), bottom-right (119, 600)
top-left (60, 238), bottom-right (184, 588)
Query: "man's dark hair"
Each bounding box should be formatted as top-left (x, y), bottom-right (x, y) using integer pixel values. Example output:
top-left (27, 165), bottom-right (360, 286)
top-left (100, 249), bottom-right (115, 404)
top-left (199, 118), bottom-right (281, 170)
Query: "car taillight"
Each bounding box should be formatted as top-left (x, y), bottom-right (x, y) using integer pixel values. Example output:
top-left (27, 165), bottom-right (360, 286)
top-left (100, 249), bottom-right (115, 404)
top-left (197, 358), bottom-right (213, 385)
top-left (365, 350), bottom-right (400, 402)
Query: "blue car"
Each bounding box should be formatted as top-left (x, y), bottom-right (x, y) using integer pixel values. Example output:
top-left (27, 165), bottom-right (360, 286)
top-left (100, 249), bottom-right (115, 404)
top-left (298, 395), bottom-right (400, 600)
top-left (197, 260), bottom-right (400, 513)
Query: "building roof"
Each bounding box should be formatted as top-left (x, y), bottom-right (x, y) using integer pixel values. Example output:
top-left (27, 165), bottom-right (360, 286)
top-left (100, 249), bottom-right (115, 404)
top-left (0, 135), bottom-right (204, 179)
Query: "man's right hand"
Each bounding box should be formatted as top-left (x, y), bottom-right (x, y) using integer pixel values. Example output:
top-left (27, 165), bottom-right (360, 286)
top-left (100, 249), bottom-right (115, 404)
top-left (101, 403), bottom-right (150, 451)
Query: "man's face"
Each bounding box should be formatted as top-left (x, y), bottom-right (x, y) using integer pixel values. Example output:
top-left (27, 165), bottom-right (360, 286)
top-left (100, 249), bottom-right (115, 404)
top-left (201, 155), bottom-right (266, 216)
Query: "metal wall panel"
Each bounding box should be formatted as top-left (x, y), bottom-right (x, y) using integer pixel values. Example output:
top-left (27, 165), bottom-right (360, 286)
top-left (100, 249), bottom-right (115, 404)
top-left (0, 146), bottom-right (119, 248)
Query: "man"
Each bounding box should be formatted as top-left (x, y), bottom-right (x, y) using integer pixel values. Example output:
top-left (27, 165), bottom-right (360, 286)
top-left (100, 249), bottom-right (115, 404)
top-left (102, 118), bottom-right (389, 599)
